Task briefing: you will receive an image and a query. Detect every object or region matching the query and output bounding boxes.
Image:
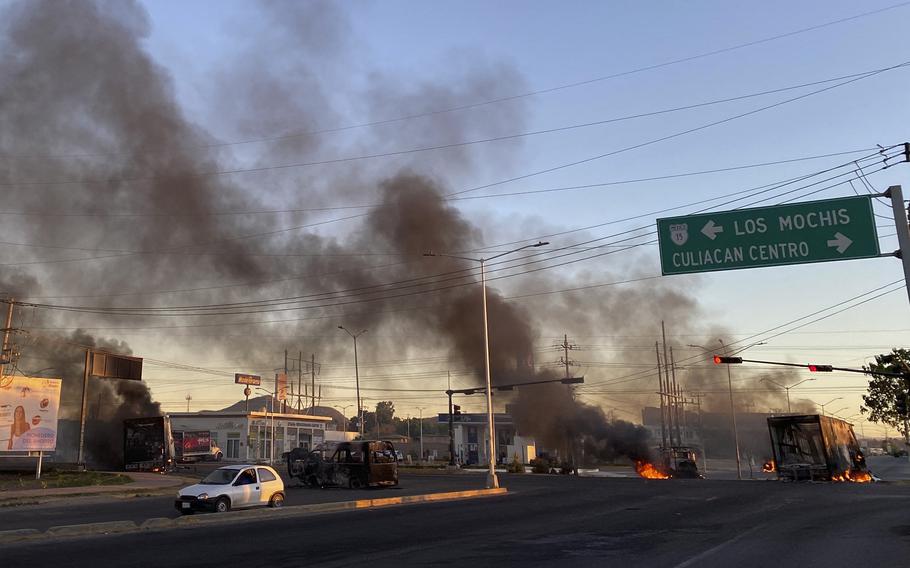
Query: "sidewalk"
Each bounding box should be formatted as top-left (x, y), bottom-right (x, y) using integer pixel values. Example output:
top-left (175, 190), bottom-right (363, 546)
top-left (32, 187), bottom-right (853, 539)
top-left (0, 472), bottom-right (197, 505)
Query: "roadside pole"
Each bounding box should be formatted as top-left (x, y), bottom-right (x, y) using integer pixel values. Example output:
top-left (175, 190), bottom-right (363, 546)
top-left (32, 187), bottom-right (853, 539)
top-left (885, 185), bottom-right (910, 304)
top-left (76, 349), bottom-right (91, 469)
top-left (884, 184), bottom-right (910, 460)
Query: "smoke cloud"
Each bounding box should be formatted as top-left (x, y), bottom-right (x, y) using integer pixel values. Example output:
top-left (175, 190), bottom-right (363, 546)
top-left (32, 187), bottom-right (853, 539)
top-left (0, 0), bottom-right (795, 468)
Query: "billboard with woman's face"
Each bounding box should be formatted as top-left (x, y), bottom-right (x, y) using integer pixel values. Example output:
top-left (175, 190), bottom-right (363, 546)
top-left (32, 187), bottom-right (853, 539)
top-left (0, 376), bottom-right (62, 452)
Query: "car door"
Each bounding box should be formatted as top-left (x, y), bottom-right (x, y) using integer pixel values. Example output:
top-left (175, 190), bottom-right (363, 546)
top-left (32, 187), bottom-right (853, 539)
top-left (231, 468), bottom-right (261, 507)
top-left (256, 467), bottom-right (281, 505)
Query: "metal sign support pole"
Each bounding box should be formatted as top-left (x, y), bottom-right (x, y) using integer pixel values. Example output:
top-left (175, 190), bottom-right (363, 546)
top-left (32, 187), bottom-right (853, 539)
top-left (885, 185), bottom-right (910, 305)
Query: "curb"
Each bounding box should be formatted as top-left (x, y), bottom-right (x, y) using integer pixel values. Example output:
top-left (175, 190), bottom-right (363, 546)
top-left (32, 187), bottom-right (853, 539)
top-left (0, 487), bottom-right (508, 544)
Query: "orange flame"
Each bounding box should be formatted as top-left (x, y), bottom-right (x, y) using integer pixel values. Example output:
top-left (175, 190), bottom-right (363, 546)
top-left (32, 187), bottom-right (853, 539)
top-left (831, 469), bottom-right (873, 483)
top-left (636, 460), bottom-right (671, 479)
top-left (762, 459), bottom-right (776, 473)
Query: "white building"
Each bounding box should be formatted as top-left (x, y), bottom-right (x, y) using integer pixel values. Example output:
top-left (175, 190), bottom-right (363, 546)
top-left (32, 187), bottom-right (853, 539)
top-left (168, 411), bottom-right (331, 463)
top-left (439, 413), bottom-right (536, 465)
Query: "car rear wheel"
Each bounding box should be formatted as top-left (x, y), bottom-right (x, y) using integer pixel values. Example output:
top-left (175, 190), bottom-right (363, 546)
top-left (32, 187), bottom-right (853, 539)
top-left (349, 477), bottom-right (364, 489)
top-left (215, 497), bottom-right (230, 513)
top-left (269, 493), bottom-right (284, 508)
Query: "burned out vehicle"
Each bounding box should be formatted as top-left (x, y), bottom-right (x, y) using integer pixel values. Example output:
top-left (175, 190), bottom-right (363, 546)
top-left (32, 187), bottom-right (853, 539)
top-left (661, 446), bottom-right (703, 479)
top-left (766, 414), bottom-right (872, 482)
top-left (286, 440), bottom-right (399, 489)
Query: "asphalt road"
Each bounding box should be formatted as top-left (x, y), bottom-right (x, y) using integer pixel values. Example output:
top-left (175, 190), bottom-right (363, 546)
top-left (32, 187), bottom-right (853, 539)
top-left (4, 474), bottom-right (910, 567)
top-left (0, 472), bottom-right (486, 532)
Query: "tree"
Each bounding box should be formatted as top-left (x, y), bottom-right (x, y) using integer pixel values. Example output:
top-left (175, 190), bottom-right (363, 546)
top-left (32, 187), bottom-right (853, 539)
top-left (861, 348), bottom-right (910, 440)
top-left (375, 401), bottom-right (395, 426)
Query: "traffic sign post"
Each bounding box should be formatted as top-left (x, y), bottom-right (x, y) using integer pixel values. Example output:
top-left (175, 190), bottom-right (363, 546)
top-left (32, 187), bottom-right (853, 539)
top-left (657, 196), bottom-right (880, 275)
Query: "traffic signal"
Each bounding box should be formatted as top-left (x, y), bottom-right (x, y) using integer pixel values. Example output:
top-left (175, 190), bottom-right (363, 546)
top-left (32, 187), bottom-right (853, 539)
top-left (897, 393), bottom-right (909, 417)
top-left (453, 405), bottom-right (461, 416)
top-left (560, 377), bottom-right (585, 384)
top-left (713, 355), bottom-right (743, 364)
top-left (808, 364), bottom-right (833, 372)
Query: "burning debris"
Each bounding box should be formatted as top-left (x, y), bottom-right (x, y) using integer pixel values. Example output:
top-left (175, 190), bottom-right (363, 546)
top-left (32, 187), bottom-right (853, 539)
top-left (635, 461), bottom-right (671, 480)
top-left (762, 459), bottom-right (776, 473)
top-left (831, 470), bottom-right (873, 483)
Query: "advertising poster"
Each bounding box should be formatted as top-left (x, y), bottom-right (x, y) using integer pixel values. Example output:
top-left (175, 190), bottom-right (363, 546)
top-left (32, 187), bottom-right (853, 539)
top-left (0, 376), bottom-right (62, 452)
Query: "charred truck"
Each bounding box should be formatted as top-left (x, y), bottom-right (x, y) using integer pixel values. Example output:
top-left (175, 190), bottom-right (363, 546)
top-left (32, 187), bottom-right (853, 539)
top-left (766, 414), bottom-right (871, 482)
top-left (124, 416), bottom-right (176, 472)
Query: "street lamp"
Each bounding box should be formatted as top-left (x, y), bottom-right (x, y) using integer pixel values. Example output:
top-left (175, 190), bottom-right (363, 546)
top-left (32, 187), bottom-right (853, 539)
top-left (255, 387), bottom-right (277, 463)
top-left (338, 326), bottom-right (367, 437)
top-left (760, 377), bottom-right (815, 413)
top-left (333, 404), bottom-right (352, 433)
top-left (829, 407), bottom-right (849, 417)
top-left (425, 241), bottom-right (549, 489)
top-left (417, 407), bottom-right (426, 464)
top-left (818, 397), bottom-right (843, 416)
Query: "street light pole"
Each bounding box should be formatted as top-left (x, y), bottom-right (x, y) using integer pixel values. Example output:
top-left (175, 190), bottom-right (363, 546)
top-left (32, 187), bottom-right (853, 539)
top-left (334, 404), bottom-right (352, 433)
top-left (717, 339), bottom-right (742, 481)
top-left (761, 377), bottom-right (816, 413)
top-left (417, 407), bottom-right (425, 463)
top-left (424, 241), bottom-right (549, 489)
top-left (255, 387), bottom-right (276, 463)
top-left (819, 397), bottom-right (843, 417)
top-left (338, 326), bottom-right (367, 438)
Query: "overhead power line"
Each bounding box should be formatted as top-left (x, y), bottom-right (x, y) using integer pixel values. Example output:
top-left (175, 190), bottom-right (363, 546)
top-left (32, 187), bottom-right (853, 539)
top-left (8, 150), bottom-right (899, 320)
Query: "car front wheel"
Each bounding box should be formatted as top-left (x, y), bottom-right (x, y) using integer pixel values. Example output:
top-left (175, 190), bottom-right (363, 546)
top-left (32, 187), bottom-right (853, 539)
top-left (215, 497), bottom-right (230, 513)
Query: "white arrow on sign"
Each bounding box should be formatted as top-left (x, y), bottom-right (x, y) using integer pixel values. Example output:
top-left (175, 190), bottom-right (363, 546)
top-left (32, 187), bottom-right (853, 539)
top-left (700, 220), bottom-right (724, 240)
top-left (826, 232), bottom-right (852, 254)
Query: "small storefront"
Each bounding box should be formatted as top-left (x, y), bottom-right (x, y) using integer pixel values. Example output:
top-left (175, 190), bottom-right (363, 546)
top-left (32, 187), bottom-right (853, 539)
top-left (169, 411), bottom-right (330, 463)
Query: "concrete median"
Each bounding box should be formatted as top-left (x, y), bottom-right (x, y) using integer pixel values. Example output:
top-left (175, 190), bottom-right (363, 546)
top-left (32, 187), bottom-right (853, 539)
top-left (0, 487), bottom-right (508, 544)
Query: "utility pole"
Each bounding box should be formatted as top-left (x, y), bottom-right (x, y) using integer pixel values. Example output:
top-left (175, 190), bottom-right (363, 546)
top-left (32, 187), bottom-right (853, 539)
top-left (0, 299), bottom-right (14, 379)
top-left (311, 353), bottom-right (316, 413)
top-left (557, 334), bottom-right (578, 379)
top-left (661, 322), bottom-right (676, 447)
top-left (283, 350), bottom-right (288, 414)
top-left (655, 342), bottom-right (668, 449)
top-left (670, 346), bottom-right (682, 445)
top-left (298, 351), bottom-right (302, 413)
top-left (185, 393), bottom-right (192, 412)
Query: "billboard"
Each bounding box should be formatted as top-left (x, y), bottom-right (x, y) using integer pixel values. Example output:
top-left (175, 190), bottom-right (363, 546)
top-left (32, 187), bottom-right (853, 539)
top-left (0, 376), bottom-right (62, 452)
top-left (91, 351), bottom-right (143, 381)
top-left (235, 373), bottom-right (261, 386)
top-left (276, 373), bottom-right (288, 402)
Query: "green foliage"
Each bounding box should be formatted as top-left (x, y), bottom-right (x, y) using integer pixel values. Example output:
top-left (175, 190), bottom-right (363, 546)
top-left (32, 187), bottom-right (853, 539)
top-left (530, 457), bottom-right (551, 474)
top-left (507, 456), bottom-right (524, 473)
top-left (861, 348), bottom-right (910, 438)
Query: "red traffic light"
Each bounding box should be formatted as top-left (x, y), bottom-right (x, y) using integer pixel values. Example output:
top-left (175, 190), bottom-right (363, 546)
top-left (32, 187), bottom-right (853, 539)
top-left (713, 355), bottom-right (742, 364)
top-left (808, 364), bottom-right (833, 372)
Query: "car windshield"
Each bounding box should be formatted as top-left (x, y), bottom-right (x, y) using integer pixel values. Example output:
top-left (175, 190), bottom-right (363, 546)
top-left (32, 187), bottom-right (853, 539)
top-left (200, 468), bottom-right (239, 485)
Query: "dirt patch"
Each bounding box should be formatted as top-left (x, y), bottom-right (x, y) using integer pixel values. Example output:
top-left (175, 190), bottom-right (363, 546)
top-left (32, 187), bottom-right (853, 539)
top-left (0, 470), bottom-right (133, 491)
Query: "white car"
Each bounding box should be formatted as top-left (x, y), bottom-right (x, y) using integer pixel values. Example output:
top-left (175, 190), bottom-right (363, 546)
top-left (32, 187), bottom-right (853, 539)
top-left (175, 465), bottom-right (285, 514)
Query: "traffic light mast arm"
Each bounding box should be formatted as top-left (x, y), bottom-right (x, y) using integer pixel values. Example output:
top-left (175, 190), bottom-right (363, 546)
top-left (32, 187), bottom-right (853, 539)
top-left (721, 357), bottom-right (907, 377)
top-left (446, 376), bottom-right (584, 396)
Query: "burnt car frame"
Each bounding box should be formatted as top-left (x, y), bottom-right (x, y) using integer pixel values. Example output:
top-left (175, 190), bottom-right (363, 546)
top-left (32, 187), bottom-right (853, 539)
top-left (286, 440), bottom-right (399, 489)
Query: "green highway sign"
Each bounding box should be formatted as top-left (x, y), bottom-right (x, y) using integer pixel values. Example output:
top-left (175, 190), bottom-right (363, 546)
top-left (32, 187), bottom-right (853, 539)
top-left (657, 196), bottom-right (881, 275)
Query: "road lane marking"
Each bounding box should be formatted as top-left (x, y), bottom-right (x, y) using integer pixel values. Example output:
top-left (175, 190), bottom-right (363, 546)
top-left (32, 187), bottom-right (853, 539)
top-left (672, 523), bottom-right (766, 568)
